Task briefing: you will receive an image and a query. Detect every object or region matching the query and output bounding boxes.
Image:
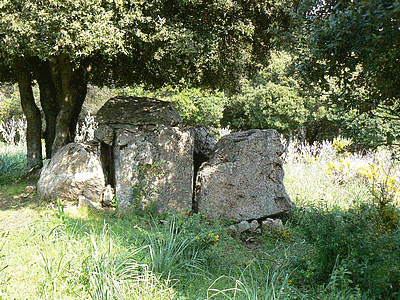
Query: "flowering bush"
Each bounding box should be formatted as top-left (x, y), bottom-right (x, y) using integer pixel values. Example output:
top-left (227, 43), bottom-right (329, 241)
top-left (0, 116), bottom-right (26, 146)
top-left (332, 137), bottom-right (352, 154)
top-left (323, 144), bottom-right (400, 207)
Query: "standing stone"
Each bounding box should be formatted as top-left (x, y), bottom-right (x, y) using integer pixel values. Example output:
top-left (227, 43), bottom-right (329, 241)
top-left (95, 96), bottom-right (192, 213)
top-left (96, 96), bottom-right (183, 126)
top-left (113, 124), bottom-right (193, 213)
top-left (37, 143), bottom-right (105, 203)
top-left (195, 129), bottom-right (292, 221)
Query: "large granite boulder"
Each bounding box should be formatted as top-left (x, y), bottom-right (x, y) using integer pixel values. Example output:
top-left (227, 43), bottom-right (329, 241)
top-left (113, 124), bottom-right (193, 213)
top-left (195, 129), bottom-right (292, 221)
top-left (37, 143), bottom-right (105, 203)
top-left (96, 96), bottom-right (183, 126)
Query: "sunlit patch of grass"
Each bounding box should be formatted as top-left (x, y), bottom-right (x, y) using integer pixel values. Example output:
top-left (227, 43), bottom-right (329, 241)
top-left (0, 204), bottom-right (177, 299)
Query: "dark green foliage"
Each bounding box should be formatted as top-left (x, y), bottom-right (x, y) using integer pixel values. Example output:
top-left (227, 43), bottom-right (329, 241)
top-left (338, 109), bottom-right (400, 149)
top-left (296, 0), bottom-right (400, 100)
top-left (290, 203), bottom-right (400, 299)
top-left (294, 0), bottom-right (400, 146)
top-left (0, 0), bottom-right (295, 91)
top-left (222, 52), bottom-right (307, 135)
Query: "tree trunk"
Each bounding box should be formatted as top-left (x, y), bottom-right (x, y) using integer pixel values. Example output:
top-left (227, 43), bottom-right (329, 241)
top-left (50, 55), bottom-right (89, 156)
top-left (31, 59), bottom-right (60, 159)
top-left (15, 60), bottom-right (43, 172)
top-left (69, 68), bottom-right (88, 142)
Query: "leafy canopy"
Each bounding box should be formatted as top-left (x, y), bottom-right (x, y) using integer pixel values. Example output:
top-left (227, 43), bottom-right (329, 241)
top-left (295, 0), bottom-right (400, 111)
top-left (0, 0), bottom-right (294, 89)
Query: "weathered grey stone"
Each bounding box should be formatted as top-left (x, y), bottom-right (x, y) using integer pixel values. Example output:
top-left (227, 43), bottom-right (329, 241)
top-left (191, 126), bottom-right (217, 161)
top-left (262, 218), bottom-right (284, 230)
top-left (21, 185), bottom-right (36, 198)
top-left (250, 220), bottom-right (260, 233)
top-left (96, 96), bottom-right (183, 127)
top-left (101, 184), bottom-right (115, 207)
top-left (37, 143), bottom-right (105, 203)
top-left (25, 185), bottom-right (36, 194)
top-left (95, 124), bottom-right (114, 145)
top-left (227, 224), bottom-right (238, 238)
top-left (114, 124), bottom-right (193, 213)
top-left (78, 196), bottom-right (101, 209)
top-left (195, 129), bottom-right (292, 222)
top-left (237, 221), bottom-right (251, 233)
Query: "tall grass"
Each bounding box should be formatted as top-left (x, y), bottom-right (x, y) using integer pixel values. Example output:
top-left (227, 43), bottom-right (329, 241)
top-left (84, 232), bottom-right (175, 300)
top-left (206, 261), bottom-right (302, 300)
top-left (0, 233), bottom-right (8, 286)
top-left (147, 218), bottom-right (205, 279)
top-left (0, 205), bottom-right (176, 299)
top-left (0, 143), bottom-right (26, 184)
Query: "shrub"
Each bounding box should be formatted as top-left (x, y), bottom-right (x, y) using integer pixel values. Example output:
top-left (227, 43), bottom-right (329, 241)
top-left (285, 139), bottom-right (400, 298)
top-left (324, 144), bottom-right (400, 206)
top-left (291, 203), bottom-right (400, 299)
top-left (165, 87), bottom-right (227, 128)
top-left (338, 108), bottom-right (400, 149)
top-left (221, 52), bottom-right (309, 136)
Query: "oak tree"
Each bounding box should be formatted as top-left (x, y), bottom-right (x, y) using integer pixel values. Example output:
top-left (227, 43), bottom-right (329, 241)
top-left (0, 0), bottom-right (293, 171)
top-left (295, 0), bottom-right (400, 128)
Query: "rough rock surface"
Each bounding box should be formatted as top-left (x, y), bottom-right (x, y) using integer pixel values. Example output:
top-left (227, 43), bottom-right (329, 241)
top-left (96, 96), bottom-right (183, 127)
top-left (95, 124), bottom-right (114, 145)
top-left (37, 143), bottom-right (105, 203)
top-left (195, 129), bottom-right (292, 221)
top-left (113, 124), bottom-right (193, 213)
top-left (191, 126), bottom-right (217, 162)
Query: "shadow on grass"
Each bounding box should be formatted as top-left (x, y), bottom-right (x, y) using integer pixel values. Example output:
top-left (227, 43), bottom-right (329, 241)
top-left (0, 178), bottom-right (48, 211)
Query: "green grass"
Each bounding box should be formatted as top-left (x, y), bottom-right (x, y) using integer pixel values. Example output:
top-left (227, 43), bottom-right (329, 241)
top-left (0, 142), bottom-right (399, 299)
top-left (0, 143), bottom-right (26, 184)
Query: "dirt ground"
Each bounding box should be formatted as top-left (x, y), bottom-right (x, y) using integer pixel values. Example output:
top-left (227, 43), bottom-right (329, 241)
top-left (0, 180), bottom-right (49, 231)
